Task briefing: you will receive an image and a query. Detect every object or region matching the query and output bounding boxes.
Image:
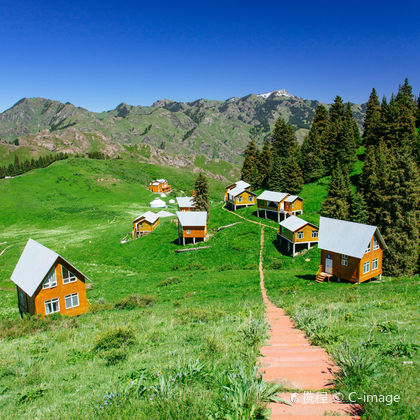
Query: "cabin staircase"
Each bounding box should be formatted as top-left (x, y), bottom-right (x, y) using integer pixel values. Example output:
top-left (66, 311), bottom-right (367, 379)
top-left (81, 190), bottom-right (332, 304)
top-left (316, 266), bottom-right (332, 283)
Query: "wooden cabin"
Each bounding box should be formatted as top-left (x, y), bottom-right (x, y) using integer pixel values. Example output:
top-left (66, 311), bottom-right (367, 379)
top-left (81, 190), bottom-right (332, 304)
top-left (132, 211), bottom-right (160, 238)
top-left (257, 191), bottom-right (302, 222)
top-left (226, 186), bottom-right (256, 211)
top-left (317, 216), bottom-right (386, 283)
top-left (278, 216), bottom-right (318, 257)
top-left (11, 239), bottom-right (89, 318)
top-left (176, 196), bottom-right (196, 212)
top-left (176, 211), bottom-right (207, 245)
top-left (224, 180), bottom-right (251, 202)
top-left (283, 195), bottom-right (303, 215)
top-left (149, 179), bottom-right (171, 193)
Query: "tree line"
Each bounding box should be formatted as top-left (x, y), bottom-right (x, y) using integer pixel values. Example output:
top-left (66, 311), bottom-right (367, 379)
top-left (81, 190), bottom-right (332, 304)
top-left (0, 150), bottom-right (116, 179)
top-left (241, 78), bottom-right (419, 276)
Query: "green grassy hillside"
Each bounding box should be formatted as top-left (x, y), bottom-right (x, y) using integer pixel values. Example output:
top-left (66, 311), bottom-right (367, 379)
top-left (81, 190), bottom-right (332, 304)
top-left (0, 158), bottom-right (418, 419)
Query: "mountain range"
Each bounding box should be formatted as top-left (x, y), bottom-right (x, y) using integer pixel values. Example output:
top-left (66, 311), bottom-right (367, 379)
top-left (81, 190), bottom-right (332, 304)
top-left (0, 91), bottom-right (365, 166)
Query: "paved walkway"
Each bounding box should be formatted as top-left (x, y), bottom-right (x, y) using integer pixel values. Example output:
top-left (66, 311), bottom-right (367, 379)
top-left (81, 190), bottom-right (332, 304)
top-left (257, 227), bottom-right (361, 419)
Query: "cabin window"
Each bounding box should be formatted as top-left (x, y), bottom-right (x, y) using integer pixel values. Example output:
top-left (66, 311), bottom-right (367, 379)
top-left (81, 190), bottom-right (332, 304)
top-left (365, 241), bottom-right (371, 253)
top-left (363, 261), bottom-right (370, 274)
top-left (44, 298), bottom-right (60, 315)
top-left (19, 289), bottom-right (26, 306)
top-left (139, 223), bottom-right (143, 228)
top-left (296, 232), bottom-right (304, 239)
top-left (186, 229), bottom-right (191, 234)
top-left (312, 231), bottom-right (318, 238)
top-left (62, 266), bottom-right (77, 284)
top-left (341, 254), bottom-right (348, 266)
top-left (292, 202), bottom-right (295, 209)
top-left (372, 258), bottom-right (379, 270)
top-left (248, 196), bottom-right (253, 201)
top-left (237, 196), bottom-right (243, 202)
top-left (65, 293), bottom-right (79, 309)
top-left (373, 237), bottom-right (379, 250)
top-left (42, 268), bottom-right (57, 289)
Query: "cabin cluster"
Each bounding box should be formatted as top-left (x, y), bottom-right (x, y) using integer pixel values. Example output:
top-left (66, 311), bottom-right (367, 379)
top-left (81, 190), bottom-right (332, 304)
top-left (10, 176), bottom-right (386, 319)
top-left (224, 179), bottom-right (386, 284)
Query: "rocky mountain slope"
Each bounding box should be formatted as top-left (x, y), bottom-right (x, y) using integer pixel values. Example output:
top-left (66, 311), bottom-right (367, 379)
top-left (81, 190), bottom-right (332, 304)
top-left (0, 91), bottom-right (365, 164)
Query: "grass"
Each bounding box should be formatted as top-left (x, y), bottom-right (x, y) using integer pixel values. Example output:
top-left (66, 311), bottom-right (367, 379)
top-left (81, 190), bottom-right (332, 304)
top-left (0, 157), bottom-right (418, 419)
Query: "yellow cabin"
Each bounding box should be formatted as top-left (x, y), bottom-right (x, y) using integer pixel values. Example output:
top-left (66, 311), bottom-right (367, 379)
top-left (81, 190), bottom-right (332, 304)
top-left (278, 216), bottom-right (319, 256)
top-left (132, 211), bottom-right (160, 238)
top-left (149, 179), bottom-right (171, 193)
top-left (11, 239), bottom-right (89, 318)
top-left (283, 195), bottom-right (303, 215)
top-left (226, 187), bottom-right (256, 211)
top-left (224, 180), bottom-right (251, 202)
top-left (317, 217), bottom-right (386, 283)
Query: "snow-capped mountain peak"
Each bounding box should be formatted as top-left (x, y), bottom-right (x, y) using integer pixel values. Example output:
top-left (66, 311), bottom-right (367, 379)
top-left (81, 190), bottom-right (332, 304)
top-left (257, 89), bottom-right (294, 99)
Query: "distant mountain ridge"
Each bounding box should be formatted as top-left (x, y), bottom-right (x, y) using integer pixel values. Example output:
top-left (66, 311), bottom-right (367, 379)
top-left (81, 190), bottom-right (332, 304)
top-left (0, 92), bottom-right (365, 165)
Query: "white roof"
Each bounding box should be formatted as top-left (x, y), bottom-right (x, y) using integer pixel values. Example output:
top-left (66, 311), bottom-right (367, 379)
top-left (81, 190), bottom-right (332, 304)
top-left (150, 198), bottom-right (166, 208)
top-left (257, 191), bottom-right (289, 202)
top-left (284, 195), bottom-right (300, 203)
top-left (11, 239), bottom-right (88, 297)
top-left (157, 210), bottom-right (174, 218)
top-left (134, 211), bottom-right (159, 224)
top-left (318, 216), bottom-right (386, 259)
top-left (176, 211), bottom-right (207, 227)
top-left (176, 196), bottom-right (195, 208)
top-left (227, 180), bottom-right (250, 190)
top-left (156, 178), bottom-right (167, 183)
top-left (279, 215), bottom-right (313, 232)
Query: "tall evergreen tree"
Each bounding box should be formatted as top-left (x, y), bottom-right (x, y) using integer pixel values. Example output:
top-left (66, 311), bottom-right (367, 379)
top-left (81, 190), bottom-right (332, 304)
top-left (321, 164), bottom-right (352, 220)
top-left (194, 173), bottom-right (210, 213)
top-left (255, 139), bottom-right (273, 188)
top-left (271, 117), bottom-right (297, 160)
top-left (300, 126), bottom-right (326, 182)
top-left (280, 154), bottom-right (304, 194)
top-left (363, 88), bottom-right (382, 147)
top-left (329, 96), bottom-right (345, 122)
top-left (350, 192), bottom-right (368, 224)
top-left (240, 139), bottom-right (258, 185)
top-left (268, 155), bottom-right (284, 191)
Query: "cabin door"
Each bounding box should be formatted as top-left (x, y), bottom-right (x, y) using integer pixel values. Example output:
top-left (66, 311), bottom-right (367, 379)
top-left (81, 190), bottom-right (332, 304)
top-left (325, 258), bottom-right (333, 274)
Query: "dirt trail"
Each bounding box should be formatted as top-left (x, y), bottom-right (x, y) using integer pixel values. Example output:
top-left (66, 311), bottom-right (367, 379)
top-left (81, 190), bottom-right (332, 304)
top-left (258, 227), bottom-right (361, 419)
top-left (222, 205), bottom-right (278, 230)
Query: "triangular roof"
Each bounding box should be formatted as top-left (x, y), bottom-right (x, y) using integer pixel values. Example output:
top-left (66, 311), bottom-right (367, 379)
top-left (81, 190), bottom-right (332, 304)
top-left (257, 190), bottom-right (289, 202)
top-left (284, 195), bottom-right (302, 203)
top-left (318, 216), bottom-right (386, 259)
top-left (226, 180), bottom-right (250, 190)
top-left (279, 215), bottom-right (316, 232)
top-left (228, 186), bottom-right (256, 198)
top-left (133, 211), bottom-right (159, 224)
top-left (176, 211), bottom-right (207, 227)
top-left (176, 196), bottom-right (195, 208)
top-left (11, 239), bottom-right (89, 297)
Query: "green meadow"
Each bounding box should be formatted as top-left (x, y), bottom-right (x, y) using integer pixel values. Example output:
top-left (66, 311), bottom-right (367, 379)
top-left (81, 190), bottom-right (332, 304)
top-left (0, 158), bottom-right (418, 419)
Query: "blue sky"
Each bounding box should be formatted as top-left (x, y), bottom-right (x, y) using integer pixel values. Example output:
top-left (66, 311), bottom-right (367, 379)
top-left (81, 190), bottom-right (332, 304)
top-left (1, 0), bottom-right (419, 112)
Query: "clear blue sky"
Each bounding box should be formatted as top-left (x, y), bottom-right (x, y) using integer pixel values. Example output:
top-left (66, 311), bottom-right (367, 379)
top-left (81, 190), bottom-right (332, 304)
top-left (1, 0), bottom-right (419, 112)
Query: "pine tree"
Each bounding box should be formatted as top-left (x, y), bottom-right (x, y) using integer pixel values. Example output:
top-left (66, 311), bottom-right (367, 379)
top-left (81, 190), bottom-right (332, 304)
top-left (255, 139), bottom-right (273, 188)
top-left (350, 192), bottom-right (368, 224)
top-left (320, 164), bottom-right (352, 220)
top-left (268, 155), bottom-right (284, 191)
top-left (194, 173), bottom-right (210, 213)
top-left (280, 155), bottom-right (304, 194)
top-left (363, 88), bottom-right (382, 147)
top-left (329, 96), bottom-right (345, 122)
top-left (240, 139), bottom-right (258, 185)
top-left (300, 127), bottom-right (326, 182)
top-left (271, 117), bottom-right (297, 160)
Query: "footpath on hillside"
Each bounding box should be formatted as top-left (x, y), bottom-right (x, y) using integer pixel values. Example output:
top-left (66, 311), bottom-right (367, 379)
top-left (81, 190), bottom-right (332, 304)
top-left (257, 226), bottom-right (362, 419)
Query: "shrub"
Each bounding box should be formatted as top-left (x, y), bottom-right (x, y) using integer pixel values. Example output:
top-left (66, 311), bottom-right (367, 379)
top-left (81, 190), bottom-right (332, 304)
top-left (266, 261), bottom-right (283, 270)
top-left (94, 327), bottom-right (136, 352)
top-left (157, 277), bottom-right (181, 287)
top-left (377, 321), bottom-right (398, 333)
top-left (114, 294), bottom-right (157, 310)
top-left (89, 298), bottom-right (114, 313)
top-left (176, 307), bottom-right (225, 323)
top-left (218, 264), bottom-right (232, 271)
top-left (382, 340), bottom-right (418, 358)
top-left (243, 263), bottom-right (257, 270)
top-left (102, 348), bottom-right (128, 365)
top-left (18, 385), bottom-right (47, 404)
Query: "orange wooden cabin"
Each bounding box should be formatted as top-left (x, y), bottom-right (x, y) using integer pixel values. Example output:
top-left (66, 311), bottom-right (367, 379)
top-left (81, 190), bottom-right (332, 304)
top-left (278, 216), bottom-right (318, 257)
top-left (176, 196), bottom-right (196, 211)
top-left (149, 179), bottom-right (171, 193)
top-left (11, 239), bottom-right (89, 318)
top-left (176, 211), bottom-right (207, 245)
top-left (132, 211), bottom-right (160, 238)
top-left (317, 217), bottom-right (386, 283)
